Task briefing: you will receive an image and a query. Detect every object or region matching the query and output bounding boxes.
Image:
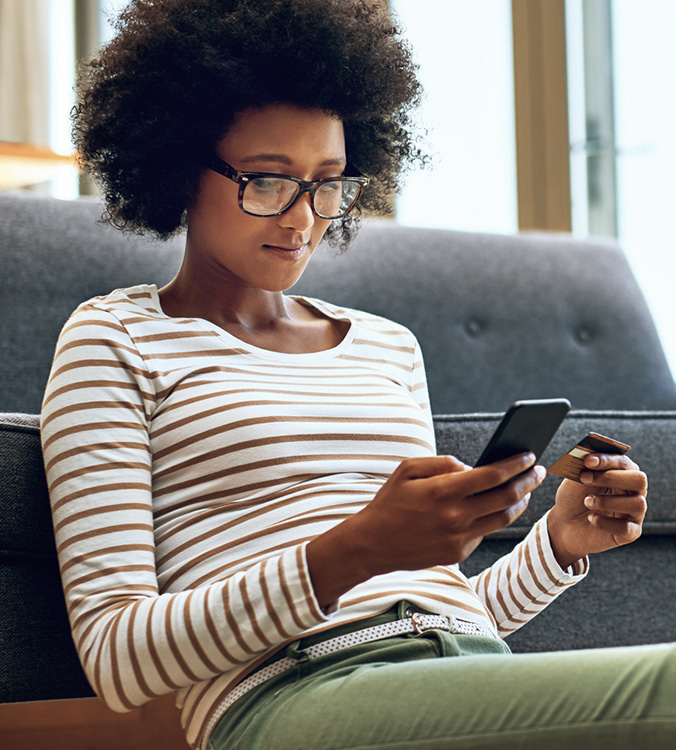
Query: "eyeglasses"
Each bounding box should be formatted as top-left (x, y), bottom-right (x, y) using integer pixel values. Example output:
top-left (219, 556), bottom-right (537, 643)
top-left (208, 156), bottom-right (369, 219)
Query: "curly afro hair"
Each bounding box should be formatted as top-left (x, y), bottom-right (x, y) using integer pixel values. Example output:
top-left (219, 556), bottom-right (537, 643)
top-left (72, 0), bottom-right (425, 248)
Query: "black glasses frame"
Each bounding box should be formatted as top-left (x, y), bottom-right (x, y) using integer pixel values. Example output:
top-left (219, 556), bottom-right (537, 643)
top-left (207, 156), bottom-right (369, 219)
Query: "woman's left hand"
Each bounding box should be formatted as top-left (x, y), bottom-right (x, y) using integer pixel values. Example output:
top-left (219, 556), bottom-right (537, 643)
top-left (547, 453), bottom-right (648, 569)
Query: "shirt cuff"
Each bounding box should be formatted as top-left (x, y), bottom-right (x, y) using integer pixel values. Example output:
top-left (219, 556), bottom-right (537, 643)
top-left (538, 509), bottom-right (589, 583)
top-left (297, 541), bottom-right (342, 621)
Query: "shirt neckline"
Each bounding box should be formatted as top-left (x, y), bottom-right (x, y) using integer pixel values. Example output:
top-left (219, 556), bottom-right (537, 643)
top-left (145, 284), bottom-right (356, 363)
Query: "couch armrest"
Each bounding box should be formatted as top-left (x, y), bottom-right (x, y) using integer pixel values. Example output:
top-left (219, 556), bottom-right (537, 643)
top-left (0, 412), bottom-right (94, 702)
top-left (434, 410), bottom-right (676, 538)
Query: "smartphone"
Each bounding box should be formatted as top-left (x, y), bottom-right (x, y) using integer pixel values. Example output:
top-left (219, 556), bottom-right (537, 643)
top-left (475, 398), bottom-right (572, 467)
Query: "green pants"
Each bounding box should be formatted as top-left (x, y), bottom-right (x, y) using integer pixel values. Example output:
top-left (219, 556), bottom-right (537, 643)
top-left (208, 602), bottom-right (676, 749)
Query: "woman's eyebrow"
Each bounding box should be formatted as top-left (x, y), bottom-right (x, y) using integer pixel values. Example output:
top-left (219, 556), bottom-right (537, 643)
top-left (239, 153), bottom-right (346, 167)
top-left (240, 153), bottom-right (293, 165)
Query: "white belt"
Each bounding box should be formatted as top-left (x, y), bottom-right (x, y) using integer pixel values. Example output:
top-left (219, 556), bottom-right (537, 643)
top-left (203, 613), bottom-right (496, 743)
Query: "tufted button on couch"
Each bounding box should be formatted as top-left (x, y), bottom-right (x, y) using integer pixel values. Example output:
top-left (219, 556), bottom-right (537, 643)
top-left (1, 191), bottom-right (675, 706)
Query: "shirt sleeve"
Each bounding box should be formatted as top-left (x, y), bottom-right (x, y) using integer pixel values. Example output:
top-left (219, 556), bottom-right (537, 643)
top-left (468, 511), bottom-right (589, 637)
top-left (41, 304), bottom-right (330, 713)
top-left (409, 336), bottom-right (436, 445)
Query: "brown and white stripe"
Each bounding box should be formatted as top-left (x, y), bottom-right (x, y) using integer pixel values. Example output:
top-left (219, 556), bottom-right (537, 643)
top-left (41, 285), bottom-right (587, 748)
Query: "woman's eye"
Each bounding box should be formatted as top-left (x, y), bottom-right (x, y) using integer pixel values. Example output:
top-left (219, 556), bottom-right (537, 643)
top-left (250, 178), bottom-right (281, 193)
top-left (318, 180), bottom-right (341, 193)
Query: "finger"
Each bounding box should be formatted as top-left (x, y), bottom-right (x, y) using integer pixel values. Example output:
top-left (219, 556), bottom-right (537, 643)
top-left (584, 493), bottom-right (647, 522)
top-left (586, 512), bottom-right (642, 542)
top-left (396, 455), bottom-right (471, 480)
top-left (469, 465), bottom-right (546, 517)
top-left (469, 493), bottom-right (532, 538)
top-left (580, 468), bottom-right (648, 493)
top-left (415, 454), bottom-right (541, 517)
top-left (583, 453), bottom-right (639, 472)
top-left (455, 452), bottom-right (538, 495)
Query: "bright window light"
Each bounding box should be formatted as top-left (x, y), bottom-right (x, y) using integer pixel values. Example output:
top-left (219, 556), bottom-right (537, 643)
top-left (389, 0), bottom-right (518, 235)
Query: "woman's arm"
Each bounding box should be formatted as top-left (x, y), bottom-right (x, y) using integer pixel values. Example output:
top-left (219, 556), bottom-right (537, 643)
top-left (305, 334), bottom-right (547, 609)
top-left (42, 305), bottom-right (330, 712)
top-left (468, 453), bottom-right (647, 636)
top-left (307, 453), bottom-right (546, 609)
top-left (468, 512), bottom-right (589, 637)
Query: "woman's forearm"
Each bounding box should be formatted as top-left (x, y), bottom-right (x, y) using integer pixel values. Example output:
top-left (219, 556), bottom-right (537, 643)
top-left (306, 516), bottom-right (380, 609)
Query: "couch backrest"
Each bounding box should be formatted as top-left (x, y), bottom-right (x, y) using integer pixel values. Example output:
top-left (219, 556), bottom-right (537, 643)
top-left (1, 192), bottom-right (674, 414)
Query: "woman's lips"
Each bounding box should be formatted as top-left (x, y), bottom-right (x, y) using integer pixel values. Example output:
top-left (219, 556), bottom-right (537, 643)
top-left (263, 243), bottom-right (308, 260)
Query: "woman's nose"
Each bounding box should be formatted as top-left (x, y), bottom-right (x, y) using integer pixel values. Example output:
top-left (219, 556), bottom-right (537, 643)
top-left (277, 191), bottom-right (315, 233)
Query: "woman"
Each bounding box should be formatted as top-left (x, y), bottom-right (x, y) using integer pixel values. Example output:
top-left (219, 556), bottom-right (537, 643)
top-left (42, 2), bottom-right (665, 749)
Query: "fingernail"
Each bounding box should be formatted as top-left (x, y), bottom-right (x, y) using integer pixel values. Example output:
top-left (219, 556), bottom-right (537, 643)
top-left (586, 456), bottom-right (600, 468)
top-left (535, 465), bottom-right (547, 481)
top-left (580, 471), bottom-right (594, 484)
top-left (584, 496), bottom-right (594, 508)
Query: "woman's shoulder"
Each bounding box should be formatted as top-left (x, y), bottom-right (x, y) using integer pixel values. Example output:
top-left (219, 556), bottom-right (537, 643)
top-left (57, 284), bottom-right (167, 345)
top-left (297, 295), bottom-right (421, 353)
top-left (73, 283), bottom-right (161, 317)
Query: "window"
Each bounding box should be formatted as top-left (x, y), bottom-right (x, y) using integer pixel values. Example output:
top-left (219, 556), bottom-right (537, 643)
top-left (390, 0), bottom-right (518, 234)
top-left (47, 0), bottom-right (127, 199)
top-left (393, 0), bottom-right (674, 376)
top-left (567, 0), bottom-right (676, 374)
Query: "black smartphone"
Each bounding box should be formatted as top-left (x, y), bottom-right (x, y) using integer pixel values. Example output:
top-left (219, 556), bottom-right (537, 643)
top-left (475, 398), bottom-right (571, 467)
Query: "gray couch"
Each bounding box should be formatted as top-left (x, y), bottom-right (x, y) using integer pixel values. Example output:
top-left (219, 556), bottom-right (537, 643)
top-left (1, 191), bottom-right (675, 707)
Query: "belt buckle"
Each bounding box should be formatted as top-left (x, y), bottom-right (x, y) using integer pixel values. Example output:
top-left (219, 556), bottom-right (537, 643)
top-left (410, 612), bottom-right (426, 634)
top-left (409, 611), bottom-right (453, 634)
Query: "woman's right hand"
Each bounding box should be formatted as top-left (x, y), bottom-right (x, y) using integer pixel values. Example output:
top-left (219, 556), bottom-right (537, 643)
top-left (306, 453), bottom-right (546, 608)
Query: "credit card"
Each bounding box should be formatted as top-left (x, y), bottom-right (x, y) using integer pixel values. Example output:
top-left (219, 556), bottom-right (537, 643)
top-left (547, 432), bottom-right (631, 482)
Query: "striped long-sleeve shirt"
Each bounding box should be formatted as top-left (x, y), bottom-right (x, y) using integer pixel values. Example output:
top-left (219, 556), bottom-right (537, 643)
top-left (41, 284), bottom-right (587, 748)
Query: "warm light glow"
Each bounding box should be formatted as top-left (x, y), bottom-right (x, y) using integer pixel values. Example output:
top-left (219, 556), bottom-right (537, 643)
top-left (0, 142), bottom-right (77, 190)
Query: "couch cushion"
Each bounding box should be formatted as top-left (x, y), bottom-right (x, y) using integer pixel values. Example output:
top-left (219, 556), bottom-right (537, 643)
top-left (0, 193), bottom-right (184, 414)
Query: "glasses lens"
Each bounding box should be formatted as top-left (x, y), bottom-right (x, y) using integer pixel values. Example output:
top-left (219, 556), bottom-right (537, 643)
top-left (314, 180), bottom-right (361, 219)
top-left (241, 175), bottom-right (362, 218)
top-left (242, 177), bottom-right (299, 216)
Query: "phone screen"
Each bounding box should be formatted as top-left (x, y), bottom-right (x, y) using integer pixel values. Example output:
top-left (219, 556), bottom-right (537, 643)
top-left (475, 398), bottom-right (571, 467)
